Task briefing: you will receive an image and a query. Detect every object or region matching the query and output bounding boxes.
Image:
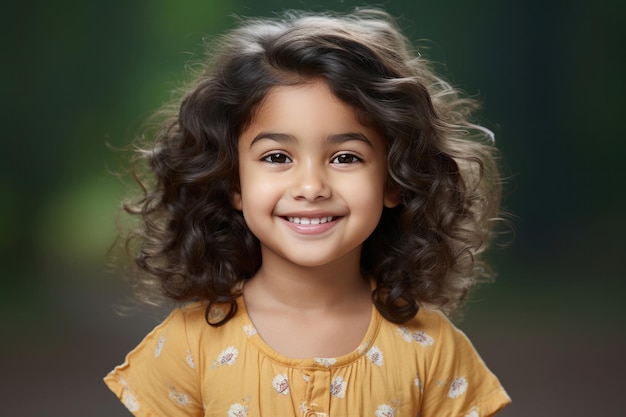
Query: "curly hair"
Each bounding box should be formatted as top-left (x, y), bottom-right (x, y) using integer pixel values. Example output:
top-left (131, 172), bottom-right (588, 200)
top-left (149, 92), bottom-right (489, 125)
top-left (122, 8), bottom-right (502, 325)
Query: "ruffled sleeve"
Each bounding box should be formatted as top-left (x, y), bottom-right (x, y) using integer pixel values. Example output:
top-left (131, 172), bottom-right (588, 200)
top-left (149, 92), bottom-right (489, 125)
top-left (104, 307), bottom-right (204, 416)
top-left (420, 311), bottom-right (511, 417)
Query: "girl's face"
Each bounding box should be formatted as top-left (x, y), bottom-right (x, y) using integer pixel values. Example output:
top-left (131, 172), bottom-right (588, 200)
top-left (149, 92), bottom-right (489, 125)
top-left (233, 79), bottom-right (397, 271)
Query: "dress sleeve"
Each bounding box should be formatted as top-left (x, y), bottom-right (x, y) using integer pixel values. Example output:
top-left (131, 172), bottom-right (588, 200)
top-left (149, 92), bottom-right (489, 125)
top-left (420, 311), bottom-right (511, 417)
top-left (104, 308), bottom-right (204, 417)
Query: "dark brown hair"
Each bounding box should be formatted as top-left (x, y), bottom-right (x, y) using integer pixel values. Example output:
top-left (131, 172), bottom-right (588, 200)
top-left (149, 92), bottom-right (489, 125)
top-left (122, 9), bottom-right (502, 325)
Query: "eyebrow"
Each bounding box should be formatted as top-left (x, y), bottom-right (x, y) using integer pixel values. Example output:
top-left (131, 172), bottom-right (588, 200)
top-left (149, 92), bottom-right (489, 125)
top-left (249, 132), bottom-right (374, 148)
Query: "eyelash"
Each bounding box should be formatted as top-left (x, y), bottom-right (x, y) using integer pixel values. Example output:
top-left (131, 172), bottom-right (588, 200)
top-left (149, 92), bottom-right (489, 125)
top-left (262, 153), bottom-right (292, 164)
top-left (261, 152), bottom-right (363, 164)
top-left (331, 153), bottom-right (362, 164)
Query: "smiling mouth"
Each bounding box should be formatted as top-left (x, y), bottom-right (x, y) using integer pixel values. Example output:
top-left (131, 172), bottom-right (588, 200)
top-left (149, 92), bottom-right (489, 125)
top-left (286, 216), bottom-right (335, 225)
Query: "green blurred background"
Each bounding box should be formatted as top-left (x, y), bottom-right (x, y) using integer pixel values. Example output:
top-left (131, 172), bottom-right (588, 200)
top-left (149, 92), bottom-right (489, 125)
top-left (2, 0), bottom-right (624, 415)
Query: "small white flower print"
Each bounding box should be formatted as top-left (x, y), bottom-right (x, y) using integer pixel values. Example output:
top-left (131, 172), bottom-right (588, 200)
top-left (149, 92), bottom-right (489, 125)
top-left (414, 374), bottom-right (423, 392)
top-left (186, 350), bottom-right (196, 369)
top-left (243, 324), bottom-right (257, 337)
top-left (154, 336), bottom-right (165, 358)
top-left (465, 407), bottom-right (479, 417)
top-left (168, 386), bottom-right (192, 406)
top-left (228, 403), bottom-right (248, 417)
top-left (396, 327), bottom-right (435, 347)
top-left (302, 373), bottom-right (311, 383)
top-left (314, 357), bottom-right (336, 367)
top-left (367, 346), bottom-right (384, 366)
top-left (375, 403), bottom-right (396, 417)
top-left (412, 331), bottom-right (434, 347)
top-left (397, 327), bottom-right (413, 342)
top-left (448, 377), bottom-right (468, 398)
top-left (300, 401), bottom-right (320, 414)
top-left (330, 376), bottom-right (347, 398)
top-left (272, 374), bottom-right (290, 395)
top-left (217, 346), bottom-right (238, 366)
top-left (357, 339), bottom-right (371, 354)
top-left (121, 388), bottom-right (139, 412)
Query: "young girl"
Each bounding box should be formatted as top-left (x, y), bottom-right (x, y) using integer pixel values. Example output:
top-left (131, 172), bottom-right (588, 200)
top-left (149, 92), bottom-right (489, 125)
top-left (105, 8), bottom-right (511, 417)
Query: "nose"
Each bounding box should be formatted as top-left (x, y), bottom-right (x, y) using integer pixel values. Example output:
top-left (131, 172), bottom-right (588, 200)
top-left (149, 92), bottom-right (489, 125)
top-left (289, 161), bottom-right (331, 201)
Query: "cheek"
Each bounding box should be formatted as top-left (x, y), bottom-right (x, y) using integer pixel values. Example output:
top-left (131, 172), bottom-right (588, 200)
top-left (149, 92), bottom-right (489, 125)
top-left (239, 177), bottom-right (280, 211)
top-left (343, 174), bottom-right (386, 209)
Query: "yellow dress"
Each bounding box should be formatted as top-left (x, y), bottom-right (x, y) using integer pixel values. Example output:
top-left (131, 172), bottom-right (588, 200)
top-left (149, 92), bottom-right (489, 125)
top-left (105, 297), bottom-right (510, 416)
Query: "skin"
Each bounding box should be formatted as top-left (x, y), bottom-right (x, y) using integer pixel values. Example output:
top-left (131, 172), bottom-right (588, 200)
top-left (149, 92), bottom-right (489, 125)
top-left (233, 79), bottom-right (398, 358)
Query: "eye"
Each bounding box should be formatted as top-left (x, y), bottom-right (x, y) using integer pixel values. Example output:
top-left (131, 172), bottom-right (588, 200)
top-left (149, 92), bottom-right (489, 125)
top-left (331, 153), bottom-right (362, 164)
top-left (262, 152), bottom-right (292, 164)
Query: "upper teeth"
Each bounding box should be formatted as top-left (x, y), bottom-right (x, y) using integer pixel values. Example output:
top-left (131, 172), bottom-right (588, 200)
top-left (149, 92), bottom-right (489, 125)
top-left (287, 216), bottom-right (334, 225)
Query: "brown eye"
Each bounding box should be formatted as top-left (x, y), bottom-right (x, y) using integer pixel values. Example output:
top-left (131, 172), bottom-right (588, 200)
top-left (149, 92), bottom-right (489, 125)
top-left (331, 153), bottom-right (361, 164)
top-left (262, 153), bottom-right (292, 164)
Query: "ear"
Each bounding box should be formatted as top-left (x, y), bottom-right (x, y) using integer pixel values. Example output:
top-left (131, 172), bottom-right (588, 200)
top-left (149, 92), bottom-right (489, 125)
top-left (231, 190), bottom-right (243, 211)
top-left (383, 186), bottom-right (401, 208)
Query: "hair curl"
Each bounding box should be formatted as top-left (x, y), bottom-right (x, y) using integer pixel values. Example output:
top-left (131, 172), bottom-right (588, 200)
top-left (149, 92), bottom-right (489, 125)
top-left (122, 8), bottom-right (502, 325)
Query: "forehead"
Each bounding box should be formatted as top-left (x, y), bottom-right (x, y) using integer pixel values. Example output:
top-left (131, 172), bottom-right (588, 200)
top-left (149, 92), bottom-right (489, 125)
top-left (241, 79), bottom-right (383, 148)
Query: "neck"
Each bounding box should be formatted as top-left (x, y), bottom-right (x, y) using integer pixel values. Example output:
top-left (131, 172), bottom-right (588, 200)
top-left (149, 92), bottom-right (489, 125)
top-left (245, 249), bottom-right (370, 312)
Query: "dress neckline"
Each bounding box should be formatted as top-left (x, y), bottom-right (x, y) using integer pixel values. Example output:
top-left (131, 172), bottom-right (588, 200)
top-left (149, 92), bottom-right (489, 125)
top-left (235, 293), bottom-right (383, 369)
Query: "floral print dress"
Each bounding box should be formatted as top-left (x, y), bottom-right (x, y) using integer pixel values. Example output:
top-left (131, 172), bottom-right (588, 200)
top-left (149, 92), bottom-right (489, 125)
top-left (104, 297), bottom-right (510, 417)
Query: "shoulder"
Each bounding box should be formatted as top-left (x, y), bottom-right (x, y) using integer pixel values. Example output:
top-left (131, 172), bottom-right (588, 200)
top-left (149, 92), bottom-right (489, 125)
top-left (171, 301), bottom-right (247, 354)
top-left (378, 306), bottom-right (455, 349)
top-left (104, 301), bottom-right (247, 415)
top-left (174, 301), bottom-right (209, 331)
top-left (112, 302), bottom-right (210, 372)
top-left (409, 306), bottom-right (450, 330)
top-left (389, 307), bottom-right (489, 369)
top-left (167, 301), bottom-right (239, 333)
top-left (103, 303), bottom-right (211, 415)
top-left (144, 302), bottom-right (209, 351)
top-left (376, 306), bottom-right (503, 379)
top-left (395, 308), bottom-right (511, 417)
